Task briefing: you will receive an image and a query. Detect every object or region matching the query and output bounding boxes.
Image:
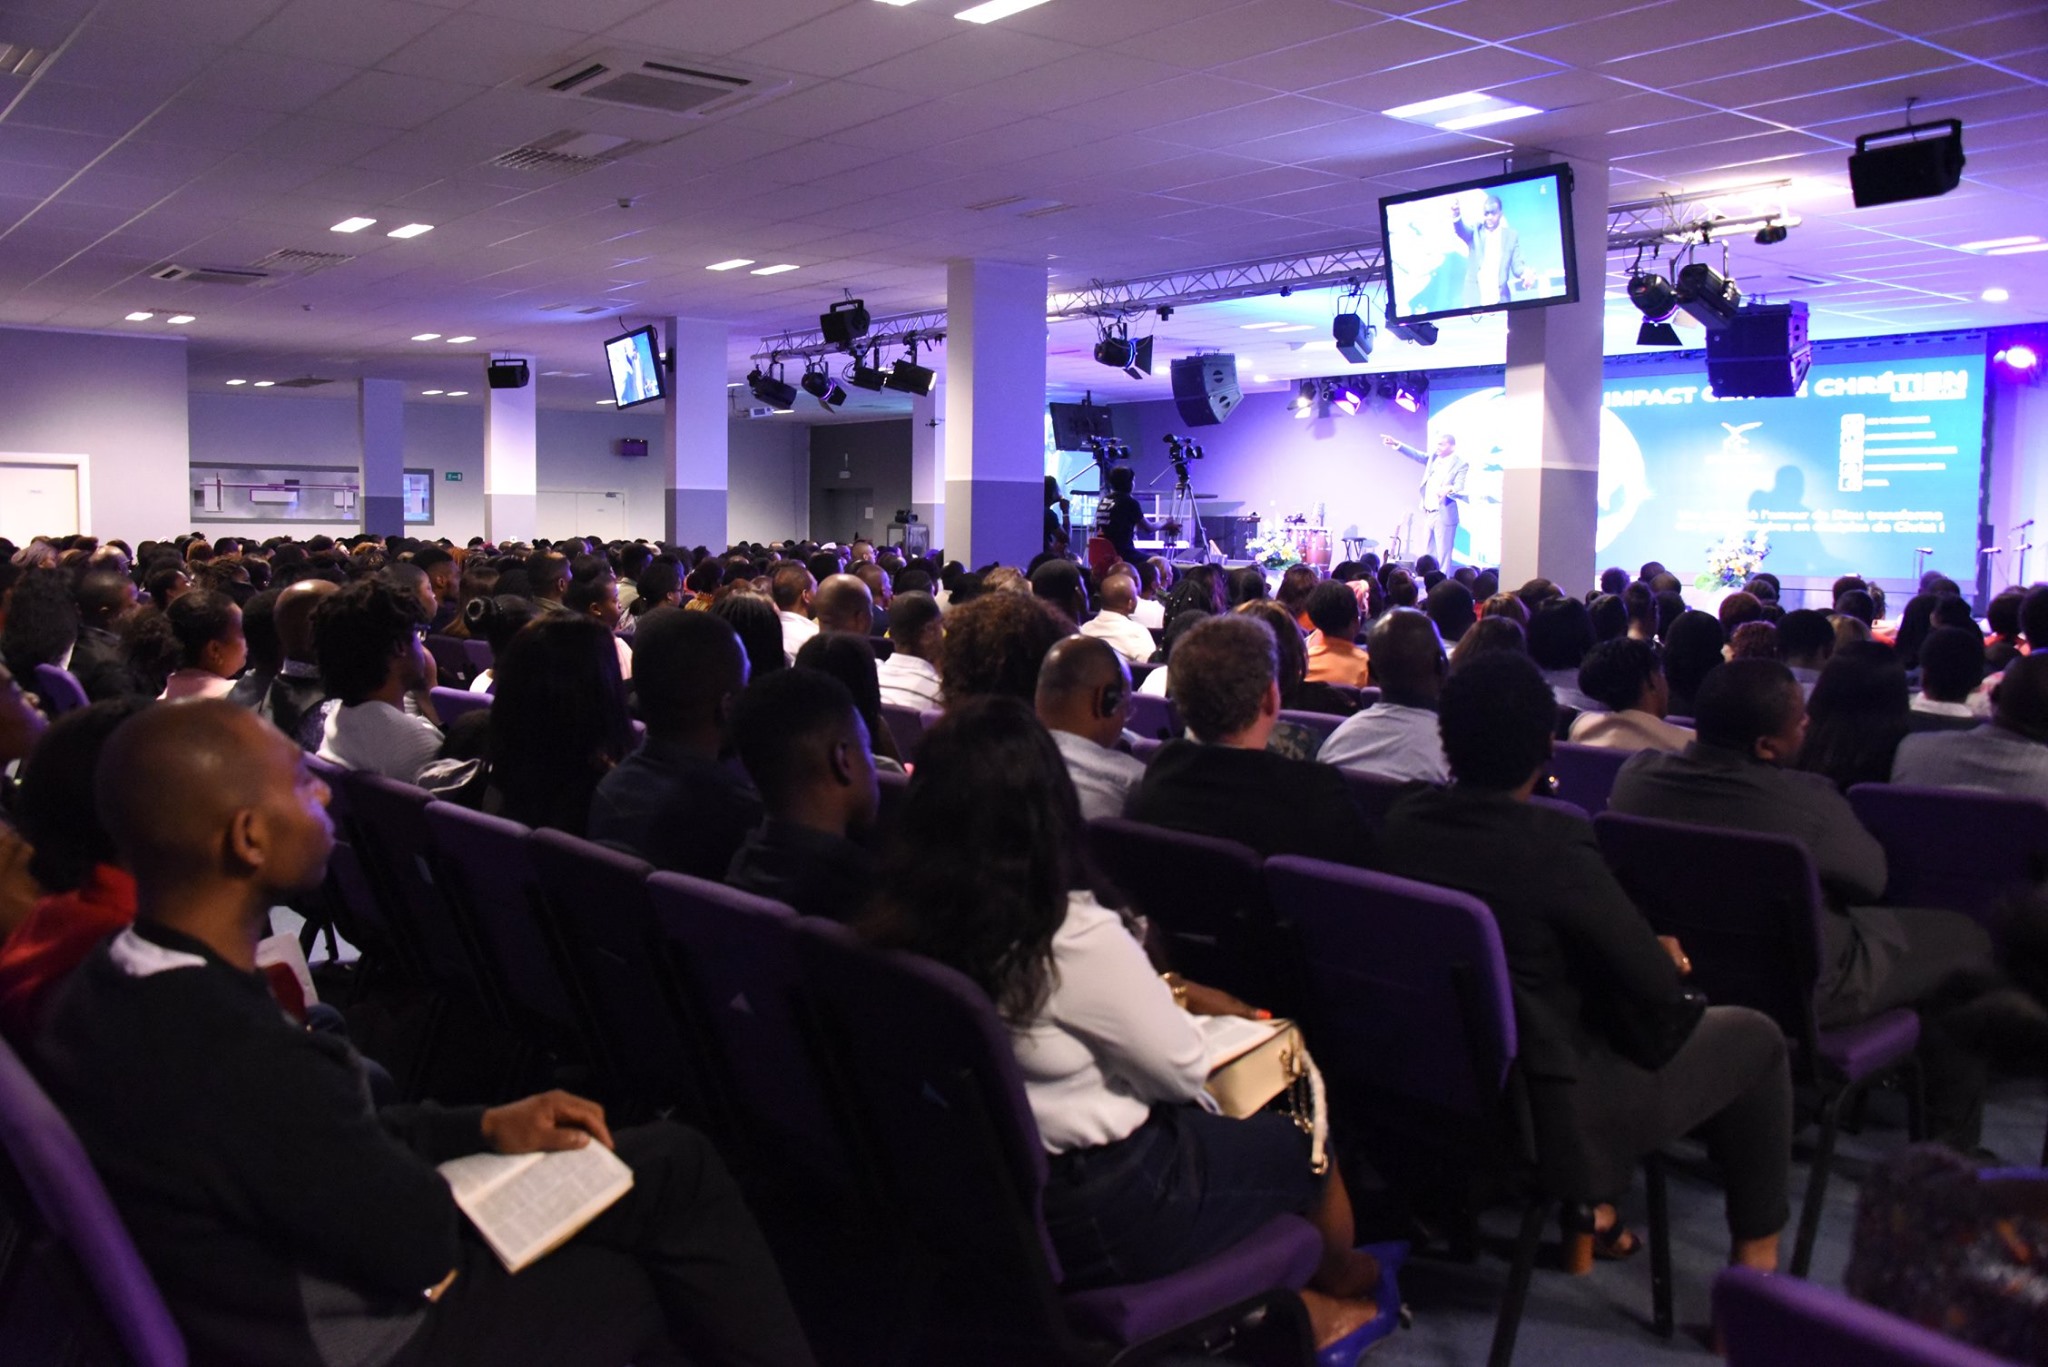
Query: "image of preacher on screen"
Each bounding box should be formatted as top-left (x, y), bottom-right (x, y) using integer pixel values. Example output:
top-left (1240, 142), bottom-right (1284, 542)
top-left (611, 342), bottom-right (657, 406)
top-left (1454, 194), bottom-right (1536, 307)
top-left (1384, 431), bottom-right (1468, 569)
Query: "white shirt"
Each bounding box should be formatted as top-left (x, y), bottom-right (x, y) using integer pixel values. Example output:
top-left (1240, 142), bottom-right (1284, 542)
top-left (779, 610), bottom-right (818, 665)
top-left (1138, 663), bottom-right (1171, 697)
top-left (876, 651), bottom-right (943, 711)
top-left (1012, 892), bottom-right (1208, 1153)
top-left (1132, 597), bottom-right (1165, 630)
top-left (1317, 702), bottom-right (1450, 784)
top-left (1567, 708), bottom-right (1692, 753)
top-left (1049, 728), bottom-right (1146, 822)
top-left (1078, 610), bottom-right (1156, 665)
top-left (317, 699), bottom-right (444, 785)
top-left (1910, 695), bottom-right (1977, 719)
top-left (159, 670), bottom-right (235, 703)
top-left (467, 669), bottom-right (495, 695)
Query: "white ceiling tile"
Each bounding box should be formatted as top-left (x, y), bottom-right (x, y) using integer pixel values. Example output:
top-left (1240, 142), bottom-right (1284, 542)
top-left (973, 0), bottom-right (1253, 51)
top-left (965, 49), bottom-right (1193, 113)
top-left (372, 13), bottom-right (596, 86)
top-left (1410, 0), bottom-right (1668, 42)
top-left (1109, 0), bottom-right (1385, 71)
top-left (6, 79), bottom-right (162, 138)
top-left (1612, 16), bottom-right (1893, 88)
top-left (1309, 45), bottom-right (1565, 114)
top-left (1046, 73), bottom-right (1277, 132)
top-left (240, 0), bottom-right (450, 67)
top-left (1741, 63), bottom-right (2024, 128)
top-left (0, 123), bottom-right (112, 170)
top-left (849, 26), bottom-right (1084, 96)
top-left (177, 50), bottom-right (364, 115)
top-left (729, 6), bottom-right (960, 81)
top-left (1147, 95), bottom-right (1360, 152)
top-left (598, 0), bottom-right (848, 58)
top-left (1510, 0), bottom-right (1817, 65)
top-left (304, 71), bottom-right (488, 131)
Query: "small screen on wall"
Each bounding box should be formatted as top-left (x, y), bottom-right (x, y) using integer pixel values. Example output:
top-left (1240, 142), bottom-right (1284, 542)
top-left (604, 325), bottom-right (666, 409)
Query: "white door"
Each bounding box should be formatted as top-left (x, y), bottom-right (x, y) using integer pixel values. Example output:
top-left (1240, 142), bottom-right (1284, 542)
top-left (0, 463), bottom-right (81, 544)
top-left (537, 489), bottom-right (627, 542)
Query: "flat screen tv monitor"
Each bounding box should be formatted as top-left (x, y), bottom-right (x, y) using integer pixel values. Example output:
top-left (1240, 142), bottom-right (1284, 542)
top-left (1380, 164), bottom-right (1578, 326)
top-left (603, 325), bottom-right (666, 409)
top-left (1048, 401), bottom-right (1115, 451)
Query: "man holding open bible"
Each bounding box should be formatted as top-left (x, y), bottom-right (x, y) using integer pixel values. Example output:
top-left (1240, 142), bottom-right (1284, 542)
top-left (36, 700), bottom-right (814, 1367)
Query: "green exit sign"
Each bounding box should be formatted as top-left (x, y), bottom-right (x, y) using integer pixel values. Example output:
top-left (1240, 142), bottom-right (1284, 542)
top-left (444, 471), bottom-right (463, 482)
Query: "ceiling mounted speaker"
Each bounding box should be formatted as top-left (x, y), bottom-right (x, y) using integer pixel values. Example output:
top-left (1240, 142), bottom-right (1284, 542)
top-left (1848, 119), bottom-right (1965, 208)
top-left (1169, 354), bottom-right (1240, 427)
top-left (486, 359), bottom-right (530, 389)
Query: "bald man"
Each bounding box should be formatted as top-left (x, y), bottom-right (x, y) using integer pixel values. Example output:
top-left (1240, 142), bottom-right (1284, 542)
top-left (1078, 571), bottom-right (1155, 665)
top-left (37, 700), bottom-right (814, 1367)
top-left (812, 572), bottom-right (873, 637)
top-left (266, 576), bottom-right (339, 748)
top-left (1035, 636), bottom-right (1146, 820)
top-left (1893, 653), bottom-right (2048, 802)
top-left (1317, 607), bottom-right (1451, 784)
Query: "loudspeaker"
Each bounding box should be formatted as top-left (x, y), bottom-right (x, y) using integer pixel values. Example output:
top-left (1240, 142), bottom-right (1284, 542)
top-left (1848, 120), bottom-right (1965, 208)
top-left (616, 438), bottom-right (648, 458)
top-left (1170, 353), bottom-right (1240, 427)
top-left (486, 359), bottom-right (530, 389)
top-left (1705, 302), bottom-right (1811, 399)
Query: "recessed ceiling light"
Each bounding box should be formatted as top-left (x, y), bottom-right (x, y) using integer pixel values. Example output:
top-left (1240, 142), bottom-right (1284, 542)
top-left (596, 399), bottom-right (616, 405)
top-left (1988, 243), bottom-right (2048, 256)
top-left (1384, 90), bottom-right (1544, 131)
top-left (411, 332), bottom-right (441, 341)
top-left (330, 217), bottom-right (377, 233)
top-left (422, 389), bottom-right (444, 395)
top-left (749, 263), bottom-right (799, 275)
top-left (166, 314), bottom-right (195, 325)
top-left (1253, 373), bottom-right (1272, 382)
top-left (446, 390), bottom-right (468, 396)
top-left (1240, 322), bottom-right (1288, 330)
top-left (707, 259), bottom-right (755, 271)
top-left (955, 0), bottom-right (1053, 21)
top-left (252, 380), bottom-right (275, 387)
top-left (1437, 103), bottom-right (1543, 131)
top-left (1267, 324), bottom-right (1314, 333)
top-left (225, 378), bottom-right (247, 386)
top-left (387, 223), bottom-right (434, 239)
top-left (1384, 91), bottom-right (1492, 121)
top-left (1982, 287), bottom-right (2011, 302)
top-left (1960, 236), bottom-right (2040, 252)
top-left (445, 335), bottom-right (476, 344)
top-left (125, 311), bottom-right (154, 321)
top-left (873, 0), bottom-right (919, 5)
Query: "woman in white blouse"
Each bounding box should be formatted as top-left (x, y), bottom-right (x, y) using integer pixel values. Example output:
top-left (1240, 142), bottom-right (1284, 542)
top-left (864, 697), bottom-right (1382, 1350)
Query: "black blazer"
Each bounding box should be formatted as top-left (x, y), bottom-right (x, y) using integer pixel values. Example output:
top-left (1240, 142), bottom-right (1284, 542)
top-left (1125, 739), bottom-right (1373, 866)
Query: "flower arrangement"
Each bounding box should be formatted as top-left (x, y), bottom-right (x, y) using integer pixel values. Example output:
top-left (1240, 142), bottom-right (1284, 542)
top-left (1695, 529), bottom-right (1770, 591)
top-left (1246, 528), bottom-right (1302, 573)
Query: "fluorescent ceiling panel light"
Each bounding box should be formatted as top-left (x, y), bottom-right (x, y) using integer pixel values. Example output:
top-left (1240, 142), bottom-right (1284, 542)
top-left (1959, 235), bottom-right (2039, 252)
top-left (873, 0), bottom-right (919, 5)
top-left (1982, 287), bottom-right (2010, 302)
top-left (166, 314), bottom-right (195, 325)
top-left (412, 332), bottom-right (441, 341)
top-left (1383, 91), bottom-right (1491, 121)
top-left (1240, 322), bottom-right (1288, 330)
top-left (387, 223), bottom-right (434, 239)
top-left (330, 217), bottom-right (377, 233)
top-left (1267, 324), bottom-right (1313, 332)
top-left (596, 399), bottom-right (616, 405)
top-left (1437, 103), bottom-right (1543, 131)
top-left (445, 335), bottom-right (476, 344)
top-left (225, 379), bottom-right (247, 385)
top-left (422, 389), bottom-right (444, 395)
top-left (125, 311), bottom-right (153, 321)
top-left (955, 0), bottom-right (1053, 22)
top-left (1253, 373), bottom-right (1272, 382)
top-left (252, 380), bottom-right (275, 387)
top-left (446, 390), bottom-right (468, 397)
top-left (1988, 242), bottom-right (2048, 256)
top-left (707, 259), bottom-right (754, 271)
top-left (750, 263), bottom-right (799, 275)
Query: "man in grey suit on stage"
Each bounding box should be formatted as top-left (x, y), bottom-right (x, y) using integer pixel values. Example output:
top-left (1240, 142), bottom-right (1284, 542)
top-left (1454, 194), bottom-right (1535, 307)
top-left (1383, 432), bottom-right (1468, 570)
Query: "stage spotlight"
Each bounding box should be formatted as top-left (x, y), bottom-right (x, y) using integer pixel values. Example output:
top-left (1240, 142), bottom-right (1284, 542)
top-left (1376, 376), bottom-right (1397, 400)
top-left (746, 366), bottom-right (797, 411)
top-left (1627, 269), bottom-right (1680, 324)
top-left (847, 356), bottom-right (888, 391)
top-left (1328, 381), bottom-right (1363, 416)
top-left (1754, 223), bottom-right (1789, 246)
top-left (1994, 342), bottom-right (2042, 382)
top-left (1333, 313), bottom-right (1374, 364)
top-left (1393, 374), bottom-right (1427, 413)
top-left (823, 382), bottom-right (848, 407)
top-left (1291, 379), bottom-right (1317, 419)
top-left (1675, 261), bottom-right (1742, 332)
top-left (1637, 321), bottom-right (1684, 347)
top-left (799, 362), bottom-right (832, 400)
top-left (885, 359), bottom-right (936, 395)
top-left (1093, 320), bottom-right (1154, 378)
top-left (1385, 316), bottom-right (1438, 346)
top-left (820, 298), bottom-right (870, 348)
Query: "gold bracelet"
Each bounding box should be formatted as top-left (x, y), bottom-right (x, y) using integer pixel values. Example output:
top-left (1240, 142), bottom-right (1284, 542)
top-left (1161, 972), bottom-right (1189, 1010)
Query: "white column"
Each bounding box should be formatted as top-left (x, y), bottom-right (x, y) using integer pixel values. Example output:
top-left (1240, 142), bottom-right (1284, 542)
top-left (944, 257), bottom-right (1047, 569)
top-left (358, 377), bottom-right (404, 538)
top-left (662, 316), bottom-right (729, 549)
top-left (910, 374), bottom-right (945, 553)
top-left (483, 355), bottom-right (537, 545)
top-left (1498, 157), bottom-right (1608, 593)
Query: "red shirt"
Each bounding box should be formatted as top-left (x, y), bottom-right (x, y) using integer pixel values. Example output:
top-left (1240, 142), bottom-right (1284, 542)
top-left (0, 864), bottom-right (135, 1045)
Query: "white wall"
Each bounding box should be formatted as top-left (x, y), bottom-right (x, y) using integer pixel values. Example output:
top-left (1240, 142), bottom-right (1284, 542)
top-left (729, 417), bottom-right (810, 545)
top-left (1983, 375), bottom-right (2048, 592)
top-left (0, 326), bottom-right (188, 540)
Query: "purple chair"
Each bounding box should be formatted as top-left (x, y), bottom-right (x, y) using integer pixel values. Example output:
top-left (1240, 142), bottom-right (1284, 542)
top-left (874, 768), bottom-right (909, 842)
top-left (1127, 692), bottom-right (1179, 741)
top-left (1127, 660), bottom-right (1159, 690)
top-left (460, 637), bottom-right (493, 677)
top-left (1715, 1265), bottom-right (2015, 1367)
top-left (429, 685), bottom-right (492, 724)
top-left (1594, 812), bottom-right (1924, 1277)
top-left (1337, 769), bottom-right (1421, 826)
top-left (340, 774), bottom-right (498, 1009)
top-left (527, 831), bottom-right (725, 1128)
top-left (0, 1033), bottom-right (186, 1367)
top-left (1545, 741), bottom-right (1629, 816)
top-left (424, 634), bottom-right (472, 687)
top-left (918, 706), bottom-right (944, 736)
top-left (1847, 783), bottom-right (2048, 928)
top-left (878, 702), bottom-right (926, 762)
top-left (1276, 708), bottom-right (1343, 753)
top-left (1266, 856), bottom-right (1672, 1367)
top-left (1127, 736), bottom-right (1166, 765)
top-left (31, 663), bottom-right (89, 716)
top-left (792, 920), bottom-right (1320, 1366)
top-left (1087, 817), bottom-right (1300, 1017)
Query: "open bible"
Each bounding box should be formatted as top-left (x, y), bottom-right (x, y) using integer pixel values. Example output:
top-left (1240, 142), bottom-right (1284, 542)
top-left (437, 1143), bottom-right (634, 1273)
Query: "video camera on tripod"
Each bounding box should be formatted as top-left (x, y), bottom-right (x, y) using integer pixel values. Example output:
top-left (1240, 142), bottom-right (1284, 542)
top-left (1163, 434), bottom-right (1204, 485)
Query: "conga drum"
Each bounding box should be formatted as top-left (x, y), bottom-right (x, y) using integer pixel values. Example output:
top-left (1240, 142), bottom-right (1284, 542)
top-left (1301, 528), bottom-right (1332, 569)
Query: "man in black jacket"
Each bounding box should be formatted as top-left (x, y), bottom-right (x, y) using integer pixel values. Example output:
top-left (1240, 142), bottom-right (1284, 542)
top-left (38, 700), bottom-right (813, 1367)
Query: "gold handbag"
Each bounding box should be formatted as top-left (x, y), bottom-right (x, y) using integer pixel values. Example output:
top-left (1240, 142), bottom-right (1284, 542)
top-left (1202, 1018), bottom-right (1329, 1175)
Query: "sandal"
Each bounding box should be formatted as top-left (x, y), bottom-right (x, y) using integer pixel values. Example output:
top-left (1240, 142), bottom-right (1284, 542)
top-left (1314, 1241), bottom-right (1411, 1367)
top-left (1561, 1204), bottom-right (1642, 1274)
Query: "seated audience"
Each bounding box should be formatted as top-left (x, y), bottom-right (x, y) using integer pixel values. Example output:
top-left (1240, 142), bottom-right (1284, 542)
top-left (265, 578), bottom-right (338, 746)
top-left (37, 700), bottom-right (815, 1367)
top-left (813, 573), bottom-right (875, 637)
top-left (1717, 591), bottom-right (1765, 635)
top-left (463, 594), bottom-right (540, 695)
top-left (794, 632), bottom-right (902, 770)
top-left (1984, 589), bottom-right (2026, 672)
top-left (312, 578), bottom-right (443, 784)
top-left (587, 609), bottom-right (761, 881)
top-left (1373, 651), bottom-right (1789, 1271)
top-left (487, 613), bottom-right (634, 835)
top-left (1893, 653), bottom-right (2048, 803)
top-left (771, 563), bottom-right (818, 664)
top-left (1238, 599), bottom-right (1356, 732)
top-left (1527, 598), bottom-right (1605, 714)
top-left (1035, 636), bottom-right (1145, 821)
top-left (1318, 608), bottom-right (1450, 784)
top-left (1030, 559), bottom-right (1090, 625)
top-left (1449, 614), bottom-right (1526, 674)
top-left (1778, 608), bottom-right (1836, 696)
top-left (1608, 658), bottom-right (1997, 1149)
top-left (1423, 579), bottom-right (1477, 646)
top-left (1132, 557), bottom-right (1168, 629)
top-left (1797, 641), bottom-right (1912, 791)
top-left (1661, 610), bottom-right (1725, 717)
top-left (1909, 626), bottom-right (1988, 729)
top-left (68, 568), bottom-right (148, 701)
top-left (726, 669), bottom-right (878, 920)
top-left (564, 567), bottom-right (631, 680)
top-left (1567, 637), bottom-right (1691, 752)
top-left (861, 697), bottom-right (1384, 1348)
top-left (875, 590), bottom-right (944, 710)
top-left (710, 590), bottom-right (786, 683)
top-left (939, 591), bottom-right (1070, 707)
top-left (0, 567), bottom-right (78, 688)
top-left (1127, 614), bottom-right (1370, 863)
top-left (1078, 570), bottom-right (1155, 665)
top-left (227, 588), bottom-right (282, 714)
top-left (1726, 620), bottom-right (1777, 661)
top-left (1303, 581), bottom-right (1372, 688)
top-left (158, 589), bottom-right (247, 702)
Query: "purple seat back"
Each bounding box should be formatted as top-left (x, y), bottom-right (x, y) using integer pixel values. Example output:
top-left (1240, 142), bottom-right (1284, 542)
top-left (338, 772), bottom-right (486, 1001)
top-left (1715, 1266), bottom-right (2014, 1367)
top-left (874, 768), bottom-right (909, 841)
top-left (0, 1035), bottom-right (187, 1367)
top-left (1547, 741), bottom-right (1629, 816)
top-left (1593, 813), bottom-right (1827, 1053)
top-left (32, 664), bottom-right (90, 716)
top-left (878, 702), bottom-right (926, 761)
top-left (460, 638), bottom-right (493, 675)
top-left (1276, 709), bottom-right (1343, 753)
top-left (423, 803), bottom-right (581, 1035)
top-left (1266, 856), bottom-right (1517, 1118)
top-left (1338, 769), bottom-right (1418, 826)
top-left (918, 706), bottom-right (944, 735)
top-left (1127, 692), bottom-right (1179, 741)
top-left (429, 685), bottom-right (492, 724)
top-left (1128, 736), bottom-right (1165, 765)
top-left (1127, 660), bottom-right (1159, 690)
top-left (1847, 783), bottom-right (2048, 925)
top-left (424, 635), bottom-right (471, 687)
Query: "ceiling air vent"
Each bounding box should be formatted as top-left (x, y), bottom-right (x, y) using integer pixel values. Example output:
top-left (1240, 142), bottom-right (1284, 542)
top-left (248, 249), bottom-right (355, 274)
top-left (532, 50), bottom-right (790, 118)
top-left (0, 43), bottom-right (51, 78)
top-left (150, 263), bottom-right (270, 286)
top-left (271, 376), bottom-right (334, 389)
top-left (489, 130), bottom-right (639, 174)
